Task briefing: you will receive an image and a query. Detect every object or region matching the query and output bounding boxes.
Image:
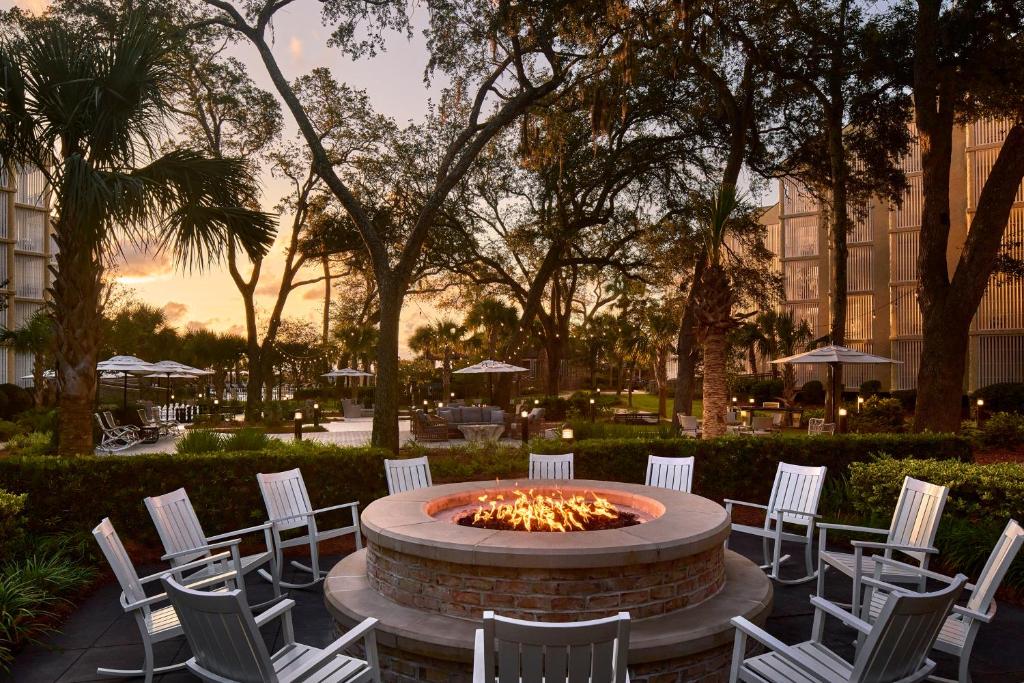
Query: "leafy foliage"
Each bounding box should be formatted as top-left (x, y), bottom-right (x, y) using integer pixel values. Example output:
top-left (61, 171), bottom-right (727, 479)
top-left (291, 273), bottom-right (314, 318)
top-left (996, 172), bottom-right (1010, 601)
top-left (175, 429), bottom-right (225, 455)
top-left (221, 428), bottom-right (271, 452)
top-left (974, 383), bottom-right (1024, 414)
top-left (979, 412), bottom-right (1024, 449)
top-left (849, 397), bottom-right (905, 434)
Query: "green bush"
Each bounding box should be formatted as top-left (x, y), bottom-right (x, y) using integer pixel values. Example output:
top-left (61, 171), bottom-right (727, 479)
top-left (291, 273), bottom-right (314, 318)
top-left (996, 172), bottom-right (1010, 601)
top-left (0, 446), bottom-right (390, 547)
top-left (568, 420), bottom-right (673, 440)
top-left (892, 389), bottom-right (917, 410)
top-left (801, 380), bottom-right (825, 405)
top-left (222, 427), bottom-right (271, 452)
top-left (0, 490), bottom-right (26, 556)
top-left (979, 412), bottom-right (1024, 448)
top-left (0, 385), bottom-right (32, 420)
top-left (176, 429), bottom-right (225, 454)
top-left (14, 408), bottom-right (57, 435)
top-left (7, 432), bottom-right (55, 457)
top-left (751, 379), bottom-right (785, 403)
top-left (0, 421), bottom-right (22, 442)
top-left (974, 382), bottom-right (1024, 414)
top-left (859, 379), bottom-right (882, 397)
top-left (849, 397), bottom-right (905, 434)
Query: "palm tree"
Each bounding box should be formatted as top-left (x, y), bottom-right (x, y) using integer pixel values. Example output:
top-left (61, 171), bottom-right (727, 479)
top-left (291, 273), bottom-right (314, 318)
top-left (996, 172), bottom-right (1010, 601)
top-left (694, 186), bottom-right (743, 438)
top-left (730, 321), bottom-right (766, 376)
top-left (408, 320), bottom-right (467, 401)
top-left (465, 298), bottom-right (518, 359)
top-left (0, 12), bottom-right (275, 453)
top-left (0, 309), bottom-right (55, 407)
top-left (770, 310), bottom-right (814, 405)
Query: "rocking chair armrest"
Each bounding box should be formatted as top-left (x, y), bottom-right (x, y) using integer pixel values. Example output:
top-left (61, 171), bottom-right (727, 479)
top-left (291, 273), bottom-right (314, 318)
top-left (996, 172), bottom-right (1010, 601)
top-left (816, 523), bottom-right (888, 535)
top-left (125, 573), bottom-right (237, 613)
top-left (866, 556), bottom-right (953, 582)
top-left (953, 603), bottom-right (995, 624)
top-left (138, 551), bottom-right (233, 583)
top-left (852, 540), bottom-right (939, 555)
top-left (310, 502), bottom-right (360, 516)
top-left (730, 617), bottom-right (822, 680)
top-left (860, 575), bottom-right (913, 596)
top-left (271, 502), bottom-right (359, 524)
top-left (253, 598), bottom-right (296, 628)
top-left (722, 499), bottom-right (768, 511)
top-left (773, 508), bottom-right (822, 520)
top-left (809, 596), bottom-right (873, 635)
top-left (206, 521), bottom-right (273, 541)
top-left (160, 538), bottom-right (241, 562)
top-left (288, 617), bottom-right (379, 682)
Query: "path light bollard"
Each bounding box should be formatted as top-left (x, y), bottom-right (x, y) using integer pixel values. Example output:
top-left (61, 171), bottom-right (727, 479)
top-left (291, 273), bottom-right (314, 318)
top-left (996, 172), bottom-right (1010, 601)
top-left (313, 403), bottom-right (320, 428)
top-left (857, 396), bottom-right (864, 413)
top-left (294, 410), bottom-right (303, 441)
top-left (521, 410), bottom-right (530, 443)
top-left (561, 425), bottom-right (574, 443)
top-left (977, 398), bottom-right (987, 427)
top-left (590, 397), bottom-right (596, 423)
top-left (740, 409), bottom-right (748, 427)
top-left (838, 408), bottom-right (848, 434)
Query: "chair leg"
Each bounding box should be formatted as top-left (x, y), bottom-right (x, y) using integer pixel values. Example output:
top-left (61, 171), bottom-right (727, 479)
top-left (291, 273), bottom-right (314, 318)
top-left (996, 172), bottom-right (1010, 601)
top-left (816, 558), bottom-right (827, 600)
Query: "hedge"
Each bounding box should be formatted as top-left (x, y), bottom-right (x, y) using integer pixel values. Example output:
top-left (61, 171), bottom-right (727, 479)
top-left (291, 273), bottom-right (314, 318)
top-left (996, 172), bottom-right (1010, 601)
top-left (0, 444), bottom-right (389, 548)
top-left (848, 458), bottom-right (1024, 523)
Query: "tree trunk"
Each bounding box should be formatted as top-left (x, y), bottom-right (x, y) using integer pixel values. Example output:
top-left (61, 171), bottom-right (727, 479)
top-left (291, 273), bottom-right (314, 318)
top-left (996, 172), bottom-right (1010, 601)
top-left (825, 118), bottom-right (849, 424)
top-left (31, 353), bottom-right (46, 407)
top-left (372, 281), bottom-right (402, 452)
top-left (701, 329), bottom-right (728, 438)
top-left (914, 308), bottom-right (971, 431)
top-left (321, 255), bottom-right (332, 345)
top-left (53, 226), bottom-right (103, 456)
top-left (673, 257), bottom-right (705, 423)
top-left (545, 338), bottom-right (561, 396)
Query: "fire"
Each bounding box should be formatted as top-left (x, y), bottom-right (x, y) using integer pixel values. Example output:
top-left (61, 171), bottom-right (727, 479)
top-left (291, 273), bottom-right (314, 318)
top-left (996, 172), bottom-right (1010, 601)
top-left (469, 489), bottom-right (621, 532)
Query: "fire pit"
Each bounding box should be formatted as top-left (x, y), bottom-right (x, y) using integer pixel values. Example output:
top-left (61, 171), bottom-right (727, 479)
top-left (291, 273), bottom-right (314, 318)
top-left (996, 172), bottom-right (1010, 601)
top-left (325, 480), bottom-right (772, 682)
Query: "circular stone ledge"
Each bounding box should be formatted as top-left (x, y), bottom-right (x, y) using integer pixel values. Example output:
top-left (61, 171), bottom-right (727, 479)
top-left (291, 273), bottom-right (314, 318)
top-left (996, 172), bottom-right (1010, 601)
top-left (325, 548), bottom-right (773, 668)
top-left (360, 479), bottom-right (730, 569)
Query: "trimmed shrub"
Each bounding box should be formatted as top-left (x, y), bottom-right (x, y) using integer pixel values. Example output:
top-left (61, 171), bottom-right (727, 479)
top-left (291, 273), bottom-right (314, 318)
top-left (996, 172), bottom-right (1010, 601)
top-left (892, 389), bottom-right (917, 410)
top-left (176, 429), bottom-right (225, 454)
top-left (0, 385), bottom-right (32, 419)
top-left (859, 379), bottom-right (882, 397)
top-left (0, 446), bottom-right (390, 547)
top-left (801, 380), bottom-right (825, 405)
top-left (0, 489), bottom-right (26, 556)
top-left (978, 412), bottom-right (1024, 448)
top-left (974, 382), bottom-right (1024, 414)
top-left (7, 432), bottom-right (55, 457)
top-left (14, 408), bottom-right (57, 435)
top-left (849, 397), bottom-right (905, 434)
top-left (0, 421), bottom-right (22, 442)
top-left (222, 427), bottom-right (271, 452)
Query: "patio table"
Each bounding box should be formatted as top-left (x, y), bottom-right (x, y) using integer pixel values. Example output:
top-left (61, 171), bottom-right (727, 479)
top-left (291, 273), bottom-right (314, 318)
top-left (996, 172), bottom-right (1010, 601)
top-left (458, 423), bottom-right (504, 442)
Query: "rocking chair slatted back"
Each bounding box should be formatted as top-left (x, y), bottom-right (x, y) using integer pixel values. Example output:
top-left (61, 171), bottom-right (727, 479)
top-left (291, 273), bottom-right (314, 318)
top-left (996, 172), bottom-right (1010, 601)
top-left (766, 463), bottom-right (827, 527)
top-left (385, 457), bottom-right (433, 495)
top-left (162, 577), bottom-right (276, 683)
top-left (645, 456), bottom-right (694, 493)
top-left (528, 453), bottom-right (574, 481)
top-left (92, 518), bottom-right (147, 610)
top-left (852, 575), bottom-right (966, 682)
top-left (887, 477), bottom-right (949, 564)
top-left (145, 488), bottom-right (208, 567)
top-left (257, 469), bottom-right (314, 531)
top-left (481, 611), bottom-right (629, 683)
top-left (966, 519), bottom-right (1024, 615)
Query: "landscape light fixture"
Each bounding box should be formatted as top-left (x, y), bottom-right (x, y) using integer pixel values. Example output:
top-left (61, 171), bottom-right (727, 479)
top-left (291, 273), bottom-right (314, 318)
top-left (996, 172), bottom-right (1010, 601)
top-left (313, 403), bottom-right (320, 428)
top-left (562, 427), bottom-right (574, 441)
top-left (838, 407), bottom-right (849, 434)
top-left (732, 397), bottom-right (737, 404)
top-left (857, 396), bottom-right (865, 412)
top-left (294, 411), bottom-right (303, 440)
top-left (589, 397), bottom-right (596, 423)
top-left (521, 410), bottom-right (529, 443)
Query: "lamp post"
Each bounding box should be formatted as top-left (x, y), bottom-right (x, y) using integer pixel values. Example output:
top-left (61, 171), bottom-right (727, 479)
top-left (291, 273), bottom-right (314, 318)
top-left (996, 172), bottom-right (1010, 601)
top-left (561, 426), bottom-right (574, 442)
top-left (589, 397), bottom-right (596, 423)
top-left (521, 410), bottom-right (529, 443)
top-left (740, 409), bottom-right (748, 427)
top-left (857, 396), bottom-right (864, 413)
top-left (313, 403), bottom-right (320, 428)
top-left (976, 398), bottom-right (987, 427)
top-left (294, 410), bottom-right (304, 441)
top-left (838, 408), bottom-right (849, 434)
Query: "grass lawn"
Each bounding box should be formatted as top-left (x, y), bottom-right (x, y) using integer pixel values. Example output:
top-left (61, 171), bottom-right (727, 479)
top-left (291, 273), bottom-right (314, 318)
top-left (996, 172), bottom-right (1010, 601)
top-left (614, 392), bottom-right (703, 418)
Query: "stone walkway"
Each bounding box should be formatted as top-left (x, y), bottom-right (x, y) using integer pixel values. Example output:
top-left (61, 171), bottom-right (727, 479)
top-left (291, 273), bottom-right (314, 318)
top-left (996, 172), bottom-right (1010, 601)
top-left (5, 534), bottom-right (1024, 682)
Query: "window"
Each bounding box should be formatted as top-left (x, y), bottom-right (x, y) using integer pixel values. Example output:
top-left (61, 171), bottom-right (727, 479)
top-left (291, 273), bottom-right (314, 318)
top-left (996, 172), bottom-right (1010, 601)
top-left (976, 275), bottom-right (1024, 331)
top-left (784, 216), bottom-right (818, 257)
top-left (969, 118), bottom-right (1012, 148)
top-left (846, 294), bottom-right (874, 341)
top-left (788, 303), bottom-right (820, 335)
top-left (847, 246), bottom-right (873, 292)
top-left (0, 192), bottom-right (7, 239)
top-left (974, 334), bottom-right (1024, 389)
top-left (844, 340), bottom-right (886, 388)
top-left (891, 340), bottom-right (923, 391)
top-left (894, 176), bottom-right (922, 229)
top-left (0, 244), bottom-right (7, 285)
top-left (15, 208), bottom-right (45, 252)
top-left (785, 261), bottom-right (819, 301)
top-left (14, 351), bottom-right (33, 388)
top-left (969, 146), bottom-right (1024, 210)
top-left (15, 165), bottom-right (46, 207)
top-left (15, 255), bottom-right (45, 299)
top-left (782, 178), bottom-right (818, 214)
top-left (849, 205), bottom-right (872, 244)
top-left (13, 302), bottom-right (41, 328)
top-left (889, 230), bottom-right (919, 283)
top-left (891, 285), bottom-right (922, 337)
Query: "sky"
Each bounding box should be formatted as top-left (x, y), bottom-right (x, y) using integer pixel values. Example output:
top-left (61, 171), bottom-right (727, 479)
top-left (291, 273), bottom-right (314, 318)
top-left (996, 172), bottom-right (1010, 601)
top-left (2, 0), bottom-right (444, 354)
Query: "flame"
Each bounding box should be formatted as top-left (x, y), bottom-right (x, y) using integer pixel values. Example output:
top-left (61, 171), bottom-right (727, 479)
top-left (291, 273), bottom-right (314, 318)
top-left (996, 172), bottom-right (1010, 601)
top-left (470, 489), bottom-right (620, 532)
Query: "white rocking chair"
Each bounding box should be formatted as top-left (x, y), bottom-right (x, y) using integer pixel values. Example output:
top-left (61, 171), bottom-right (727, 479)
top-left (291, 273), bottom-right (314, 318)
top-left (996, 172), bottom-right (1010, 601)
top-left (95, 413), bottom-right (141, 453)
top-left (730, 571), bottom-right (967, 682)
top-left (645, 455), bottom-right (694, 493)
top-left (808, 417), bottom-right (835, 435)
top-left (725, 462), bottom-right (827, 584)
top-left (676, 414), bottom-right (699, 438)
top-left (858, 519), bottom-right (1024, 683)
top-left (257, 468), bottom-right (362, 589)
top-left (817, 476), bottom-right (948, 616)
top-left (385, 456), bottom-right (432, 494)
top-left (473, 610), bottom-right (630, 683)
top-left (162, 574), bottom-right (381, 683)
top-left (145, 487), bottom-right (278, 603)
top-left (528, 452), bottom-right (574, 480)
top-left (92, 518), bottom-right (240, 683)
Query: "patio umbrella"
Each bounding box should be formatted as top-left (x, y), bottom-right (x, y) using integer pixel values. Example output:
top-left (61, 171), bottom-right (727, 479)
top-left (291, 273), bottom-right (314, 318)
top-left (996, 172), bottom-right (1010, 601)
top-left (97, 355), bottom-right (160, 408)
top-left (322, 367), bottom-right (374, 397)
top-left (771, 345), bottom-right (902, 424)
top-left (453, 359), bottom-right (529, 404)
top-left (19, 369), bottom-right (56, 382)
top-left (148, 361), bottom-right (205, 405)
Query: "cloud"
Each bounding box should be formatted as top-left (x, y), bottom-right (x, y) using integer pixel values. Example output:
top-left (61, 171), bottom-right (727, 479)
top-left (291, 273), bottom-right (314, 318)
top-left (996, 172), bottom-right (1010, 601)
top-left (162, 302), bottom-right (188, 324)
top-left (113, 245), bottom-right (174, 284)
top-left (255, 282), bottom-right (281, 297)
top-left (302, 287), bottom-right (324, 301)
top-left (289, 37), bottom-right (303, 61)
top-left (226, 324), bottom-right (246, 337)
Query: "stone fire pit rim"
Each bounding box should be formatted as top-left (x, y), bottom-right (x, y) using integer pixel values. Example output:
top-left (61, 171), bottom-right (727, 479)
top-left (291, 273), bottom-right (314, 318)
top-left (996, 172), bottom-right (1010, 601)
top-left (360, 479), bottom-right (730, 568)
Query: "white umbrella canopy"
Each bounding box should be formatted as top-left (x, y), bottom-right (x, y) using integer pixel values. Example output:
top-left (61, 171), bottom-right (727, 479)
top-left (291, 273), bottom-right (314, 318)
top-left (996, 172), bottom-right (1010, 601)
top-left (150, 360), bottom-right (206, 375)
top-left (323, 367), bottom-right (374, 378)
top-left (97, 356), bottom-right (161, 407)
top-left (453, 359), bottom-right (529, 374)
top-left (771, 345), bottom-right (902, 424)
top-left (771, 345), bottom-right (903, 366)
top-left (20, 369), bottom-right (56, 381)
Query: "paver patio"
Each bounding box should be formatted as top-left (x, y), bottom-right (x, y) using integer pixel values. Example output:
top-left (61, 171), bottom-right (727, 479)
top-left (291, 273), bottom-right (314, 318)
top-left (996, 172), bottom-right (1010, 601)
top-left (5, 533), bottom-right (1023, 682)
